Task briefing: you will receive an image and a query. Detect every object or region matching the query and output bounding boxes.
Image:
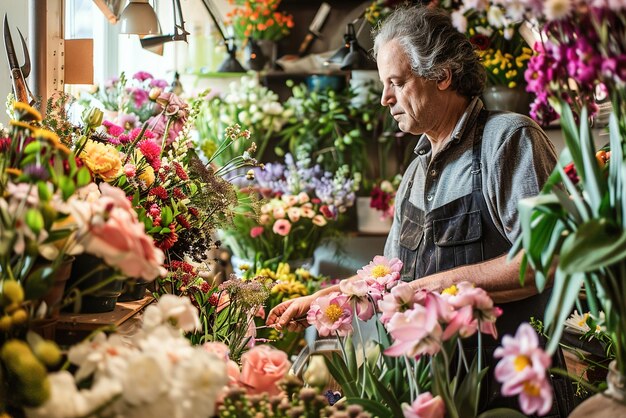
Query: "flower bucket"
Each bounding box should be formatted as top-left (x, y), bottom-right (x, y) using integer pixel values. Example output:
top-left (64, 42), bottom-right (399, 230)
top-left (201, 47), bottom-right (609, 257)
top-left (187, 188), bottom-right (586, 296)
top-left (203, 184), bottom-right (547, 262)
top-left (118, 278), bottom-right (150, 302)
top-left (63, 254), bottom-right (124, 313)
top-left (356, 197), bottom-right (392, 234)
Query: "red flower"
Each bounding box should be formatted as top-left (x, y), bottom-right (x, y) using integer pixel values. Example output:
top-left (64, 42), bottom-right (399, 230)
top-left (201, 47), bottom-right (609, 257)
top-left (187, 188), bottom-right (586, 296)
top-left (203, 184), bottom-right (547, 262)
top-left (188, 207), bottom-right (199, 218)
top-left (370, 186), bottom-right (393, 212)
top-left (564, 162), bottom-right (579, 185)
top-left (173, 162), bottom-right (188, 180)
top-left (149, 186), bottom-right (168, 200)
top-left (176, 214), bottom-right (191, 229)
top-left (138, 139), bottom-right (161, 162)
top-left (156, 223), bottom-right (178, 250)
top-left (470, 34), bottom-right (490, 51)
top-left (173, 187), bottom-right (186, 199)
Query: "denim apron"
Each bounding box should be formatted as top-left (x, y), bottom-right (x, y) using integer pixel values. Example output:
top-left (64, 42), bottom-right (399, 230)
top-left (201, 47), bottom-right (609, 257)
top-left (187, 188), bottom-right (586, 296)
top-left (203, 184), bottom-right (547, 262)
top-left (397, 109), bottom-right (575, 417)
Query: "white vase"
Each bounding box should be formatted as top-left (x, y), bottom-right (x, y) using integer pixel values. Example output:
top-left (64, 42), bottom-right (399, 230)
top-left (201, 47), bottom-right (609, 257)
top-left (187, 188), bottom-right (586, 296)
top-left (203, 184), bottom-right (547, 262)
top-left (356, 196), bottom-right (392, 234)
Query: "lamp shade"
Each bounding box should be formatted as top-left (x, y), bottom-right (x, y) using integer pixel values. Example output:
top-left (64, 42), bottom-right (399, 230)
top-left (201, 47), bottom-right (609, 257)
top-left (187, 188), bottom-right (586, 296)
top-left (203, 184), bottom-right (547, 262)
top-left (119, 0), bottom-right (160, 35)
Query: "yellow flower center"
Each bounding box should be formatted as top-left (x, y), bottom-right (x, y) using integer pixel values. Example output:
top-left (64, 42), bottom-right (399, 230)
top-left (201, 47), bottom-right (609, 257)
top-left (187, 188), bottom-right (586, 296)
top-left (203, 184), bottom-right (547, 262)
top-left (371, 265), bottom-right (391, 278)
top-left (441, 285), bottom-right (458, 296)
top-left (523, 381), bottom-right (540, 397)
top-left (324, 304), bottom-right (343, 322)
top-left (514, 355), bottom-right (531, 372)
top-left (577, 313), bottom-right (589, 327)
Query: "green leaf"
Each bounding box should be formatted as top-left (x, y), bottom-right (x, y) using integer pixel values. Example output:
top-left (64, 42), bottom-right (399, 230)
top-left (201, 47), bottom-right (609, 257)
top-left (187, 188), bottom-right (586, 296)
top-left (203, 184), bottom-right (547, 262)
top-left (578, 107), bottom-right (605, 216)
top-left (454, 355), bottom-right (488, 417)
top-left (545, 269), bottom-right (584, 354)
top-left (58, 176), bottom-right (76, 201)
top-left (76, 167), bottom-right (92, 188)
top-left (478, 408), bottom-right (528, 418)
top-left (160, 227), bottom-right (171, 234)
top-left (560, 102), bottom-right (584, 181)
top-left (37, 182), bottom-right (51, 202)
top-left (25, 208), bottom-right (44, 234)
top-left (161, 206), bottom-right (173, 227)
top-left (24, 141), bottom-right (42, 154)
top-left (23, 264), bottom-right (55, 300)
top-left (560, 219), bottom-right (626, 273)
top-left (368, 368), bottom-right (404, 417)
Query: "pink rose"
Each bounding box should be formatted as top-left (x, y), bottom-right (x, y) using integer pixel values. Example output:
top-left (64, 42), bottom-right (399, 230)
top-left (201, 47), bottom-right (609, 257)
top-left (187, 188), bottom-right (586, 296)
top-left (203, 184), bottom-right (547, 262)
top-left (250, 226), bottom-right (264, 238)
top-left (402, 392), bottom-right (445, 418)
top-left (239, 345), bottom-right (291, 396)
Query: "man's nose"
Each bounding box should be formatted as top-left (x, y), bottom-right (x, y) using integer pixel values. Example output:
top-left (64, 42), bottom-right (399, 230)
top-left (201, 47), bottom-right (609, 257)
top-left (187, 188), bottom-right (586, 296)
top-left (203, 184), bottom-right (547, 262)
top-left (380, 86), bottom-right (394, 107)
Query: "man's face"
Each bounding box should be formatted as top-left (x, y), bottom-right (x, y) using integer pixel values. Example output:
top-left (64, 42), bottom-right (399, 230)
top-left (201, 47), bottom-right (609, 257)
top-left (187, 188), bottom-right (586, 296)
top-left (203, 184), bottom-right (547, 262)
top-left (377, 39), bottom-right (440, 136)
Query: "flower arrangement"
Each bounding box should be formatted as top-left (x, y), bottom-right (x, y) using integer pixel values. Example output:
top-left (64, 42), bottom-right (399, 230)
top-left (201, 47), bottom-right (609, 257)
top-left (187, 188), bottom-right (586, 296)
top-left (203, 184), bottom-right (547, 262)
top-left (196, 76), bottom-right (290, 165)
top-left (223, 150), bottom-right (357, 267)
top-left (225, 0), bottom-right (294, 42)
top-left (27, 295), bottom-right (228, 418)
top-left (279, 80), bottom-right (401, 179)
top-left (441, 0), bottom-right (533, 89)
top-left (305, 256), bottom-right (555, 416)
top-left (367, 176), bottom-right (401, 220)
top-left (496, 1), bottom-right (626, 393)
top-left (0, 99), bottom-right (166, 416)
top-left (79, 71), bottom-right (169, 126)
top-left (364, 0), bottom-right (407, 27)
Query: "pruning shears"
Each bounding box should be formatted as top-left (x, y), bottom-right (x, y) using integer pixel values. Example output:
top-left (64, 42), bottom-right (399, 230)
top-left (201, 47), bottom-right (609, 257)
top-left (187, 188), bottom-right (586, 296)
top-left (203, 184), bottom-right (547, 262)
top-left (3, 14), bottom-right (35, 105)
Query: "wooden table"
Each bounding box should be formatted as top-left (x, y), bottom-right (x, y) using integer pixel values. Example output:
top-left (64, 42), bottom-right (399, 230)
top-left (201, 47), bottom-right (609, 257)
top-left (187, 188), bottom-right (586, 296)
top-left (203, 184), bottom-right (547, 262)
top-left (56, 294), bottom-right (154, 347)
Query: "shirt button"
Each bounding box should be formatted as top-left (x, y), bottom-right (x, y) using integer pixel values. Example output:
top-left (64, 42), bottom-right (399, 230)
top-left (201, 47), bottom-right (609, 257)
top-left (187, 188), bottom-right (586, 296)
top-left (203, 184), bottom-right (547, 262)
top-left (418, 149), bottom-right (425, 155)
top-left (430, 169), bottom-right (437, 177)
top-left (427, 194), bottom-right (433, 202)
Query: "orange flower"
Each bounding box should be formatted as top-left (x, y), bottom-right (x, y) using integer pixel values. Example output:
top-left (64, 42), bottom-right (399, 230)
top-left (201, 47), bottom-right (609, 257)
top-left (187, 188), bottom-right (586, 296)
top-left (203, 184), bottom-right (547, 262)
top-left (80, 140), bottom-right (123, 182)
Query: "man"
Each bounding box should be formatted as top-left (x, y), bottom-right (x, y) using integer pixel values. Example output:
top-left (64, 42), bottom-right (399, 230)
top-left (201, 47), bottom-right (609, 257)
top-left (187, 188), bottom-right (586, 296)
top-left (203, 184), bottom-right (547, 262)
top-left (267, 5), bottom-right (574, 416)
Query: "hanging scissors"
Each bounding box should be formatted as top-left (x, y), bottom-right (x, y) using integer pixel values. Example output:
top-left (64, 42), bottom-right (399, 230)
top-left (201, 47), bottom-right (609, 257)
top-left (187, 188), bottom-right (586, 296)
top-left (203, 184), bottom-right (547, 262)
top-left (3, 14), bottom-right (35, 105)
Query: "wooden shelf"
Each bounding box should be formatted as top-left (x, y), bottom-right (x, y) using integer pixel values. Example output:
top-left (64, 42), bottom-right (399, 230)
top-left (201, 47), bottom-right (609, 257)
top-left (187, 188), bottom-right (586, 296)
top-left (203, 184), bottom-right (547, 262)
top-left (56, 295), bottom-right (154, 346)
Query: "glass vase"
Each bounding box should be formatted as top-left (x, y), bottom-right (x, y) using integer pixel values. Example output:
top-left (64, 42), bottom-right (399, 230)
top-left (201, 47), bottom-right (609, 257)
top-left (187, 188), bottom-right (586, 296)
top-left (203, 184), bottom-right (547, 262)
top-left (482, 85), bottom-right (532, 115)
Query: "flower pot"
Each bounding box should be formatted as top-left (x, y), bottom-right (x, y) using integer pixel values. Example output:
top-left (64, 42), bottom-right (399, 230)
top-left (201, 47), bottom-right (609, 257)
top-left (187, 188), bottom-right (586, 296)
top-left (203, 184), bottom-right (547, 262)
top-left (569, 360), bottom-right (626, 418)
top-left (118, 278), bottom-right (150, 302)
top-left (245, 38), bottom-right (277, 71)
top-left (482, 85), bottom-right (532, 115)
top-left (356, 196), bottom-right (392, 235)
top-left (64, 254), bottom-right (124, 313)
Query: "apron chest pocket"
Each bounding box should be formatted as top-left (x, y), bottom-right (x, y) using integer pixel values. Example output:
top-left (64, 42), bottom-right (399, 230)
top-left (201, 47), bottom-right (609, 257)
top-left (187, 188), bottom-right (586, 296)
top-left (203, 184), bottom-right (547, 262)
top-left (433, 210), bottom-right (482, 246)
top-left (399, 217), bottom-right (423, 251)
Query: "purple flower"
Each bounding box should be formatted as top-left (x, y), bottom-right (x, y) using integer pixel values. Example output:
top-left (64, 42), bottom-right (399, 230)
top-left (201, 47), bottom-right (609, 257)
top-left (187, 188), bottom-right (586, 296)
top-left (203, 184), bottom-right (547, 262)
top-left (23, 164), bottom-right (49, 181)
top-left (150, 78), bottom-right (169, 89)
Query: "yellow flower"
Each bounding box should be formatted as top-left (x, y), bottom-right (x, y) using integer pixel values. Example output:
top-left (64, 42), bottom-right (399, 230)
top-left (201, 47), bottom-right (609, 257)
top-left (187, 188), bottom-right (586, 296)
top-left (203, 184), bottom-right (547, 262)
top-left (5, 168), bottom-right (22, 176)
top-left (138, 165), bottom-right (155, 187)
top-left (80, 140), bottom-right (123, 182)
top-left (9, 120), bottom-right (36, 131)
top-left (34, 129), bottom-right (71, 155)
top-left (13, 102), bottom-right (42, 122)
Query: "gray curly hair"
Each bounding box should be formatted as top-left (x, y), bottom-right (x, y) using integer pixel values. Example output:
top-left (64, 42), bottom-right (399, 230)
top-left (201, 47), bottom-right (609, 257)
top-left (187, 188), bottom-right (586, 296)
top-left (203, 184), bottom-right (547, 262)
top-left (372, 5), bottom-right (485, 99)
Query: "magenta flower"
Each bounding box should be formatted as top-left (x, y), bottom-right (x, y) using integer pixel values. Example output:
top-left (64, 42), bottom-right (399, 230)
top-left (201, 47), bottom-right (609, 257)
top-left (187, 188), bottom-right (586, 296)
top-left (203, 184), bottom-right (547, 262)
top-left (384, 299), bottom-right (442, 359)
top-left (357, 255), bottom-right (402, 289)
top-left (377, 282), bottom-right (425, 325)
top-left (133, 71), bottom-right (153, 81)
top-left (494, 323), bottom-right (553, 416)
top-left (307, 292), bottom-right (353, 337)
top-left (102, 120), bottom-right (125, 137)
top-left (272, 219), bottom-right (291, 236)
top-left (402, 392), bottom-right (445, 418)
top-left (250, 226), bottom-right (264, 238)
top-left (339, 278), bottom-right (376, 321)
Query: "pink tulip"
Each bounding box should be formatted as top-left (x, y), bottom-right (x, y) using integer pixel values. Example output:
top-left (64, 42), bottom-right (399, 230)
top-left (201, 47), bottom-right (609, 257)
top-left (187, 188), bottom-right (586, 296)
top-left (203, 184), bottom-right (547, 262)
top-left (357, 255), bottom-right (402, 289)
top-left (402, 392), bottom-right (445, 418)
top-left (307, 292), bottom-right (353, 337)
top-left (494, 323), bottom-right (553, 416)
top-left (272, 219), bottom-right (291, 236)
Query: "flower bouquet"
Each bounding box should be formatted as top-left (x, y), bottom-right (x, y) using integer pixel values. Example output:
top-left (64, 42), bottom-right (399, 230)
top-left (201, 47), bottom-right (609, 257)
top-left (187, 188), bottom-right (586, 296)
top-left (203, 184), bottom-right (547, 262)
top-left (196, 76), bottom-right (290, 165)
top-left (79, 71), bottom-right (169, 126)
top-left (225, 0), bottom-right (294, 42)
top-left (442, 0), bottom-right (533, 90)
top-left (223, 150), bottom-right (357, 268)
top-left (306, 256), bottom-right (554, 417)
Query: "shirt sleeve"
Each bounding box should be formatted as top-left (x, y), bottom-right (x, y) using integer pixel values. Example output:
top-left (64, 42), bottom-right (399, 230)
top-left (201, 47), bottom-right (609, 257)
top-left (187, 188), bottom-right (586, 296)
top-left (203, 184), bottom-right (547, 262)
top-left (486, 124), bottom-right (557, 244)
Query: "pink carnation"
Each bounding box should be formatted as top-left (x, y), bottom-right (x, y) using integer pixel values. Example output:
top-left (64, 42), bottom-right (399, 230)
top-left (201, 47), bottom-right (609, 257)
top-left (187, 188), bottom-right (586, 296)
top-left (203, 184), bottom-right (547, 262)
top-left (250, 226), bottom-right (264, 238)
top-left (272, 219), bottom-right (291, 236)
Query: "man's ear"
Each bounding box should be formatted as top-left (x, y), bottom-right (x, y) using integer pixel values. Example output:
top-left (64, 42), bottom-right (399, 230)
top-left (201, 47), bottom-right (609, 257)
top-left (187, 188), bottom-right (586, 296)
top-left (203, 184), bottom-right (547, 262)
top-left (437, 68), bottom-right (452, 90)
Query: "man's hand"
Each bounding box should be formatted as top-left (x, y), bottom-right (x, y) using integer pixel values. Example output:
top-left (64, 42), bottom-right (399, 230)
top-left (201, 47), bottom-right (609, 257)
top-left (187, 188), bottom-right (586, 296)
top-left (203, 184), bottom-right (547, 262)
top-left (266, 294), bottom-right (317, 332)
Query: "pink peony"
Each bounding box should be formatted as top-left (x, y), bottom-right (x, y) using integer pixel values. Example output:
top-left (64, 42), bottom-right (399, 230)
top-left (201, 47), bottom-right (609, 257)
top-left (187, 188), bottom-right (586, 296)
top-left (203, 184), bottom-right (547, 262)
top-left (250, 226), bottom-right (264, 238)
top-left (307, 292), bottom-right (353, 337)
top-left (272, 219), bottom-right (291, 236)
top-left (494, 323), bottom-right (553, 416)
top-left (357, 255), bottom-right (402, 289)
top-left (384, 297), bottom-right (442, 359)
top-left (239, 345), bottom-right (290, 396)
top-left (402, 392), bottom-right (445, 418)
